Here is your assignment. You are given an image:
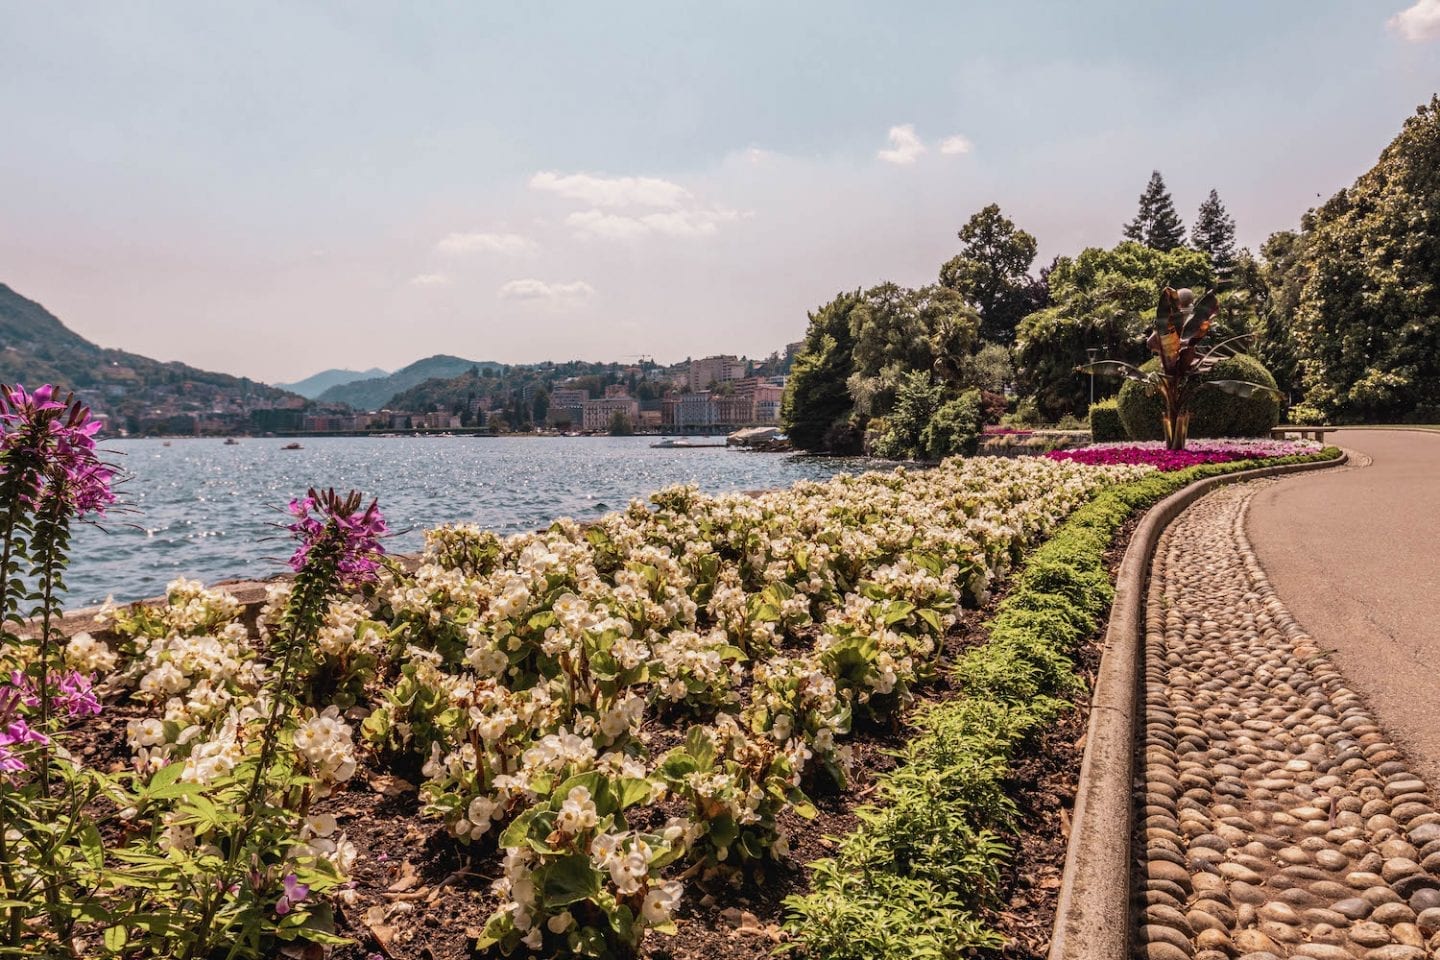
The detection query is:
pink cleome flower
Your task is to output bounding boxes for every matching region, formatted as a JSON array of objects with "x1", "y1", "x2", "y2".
[{"x1": 287, "y1": 489, "x2": 388, "y2": 588}]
